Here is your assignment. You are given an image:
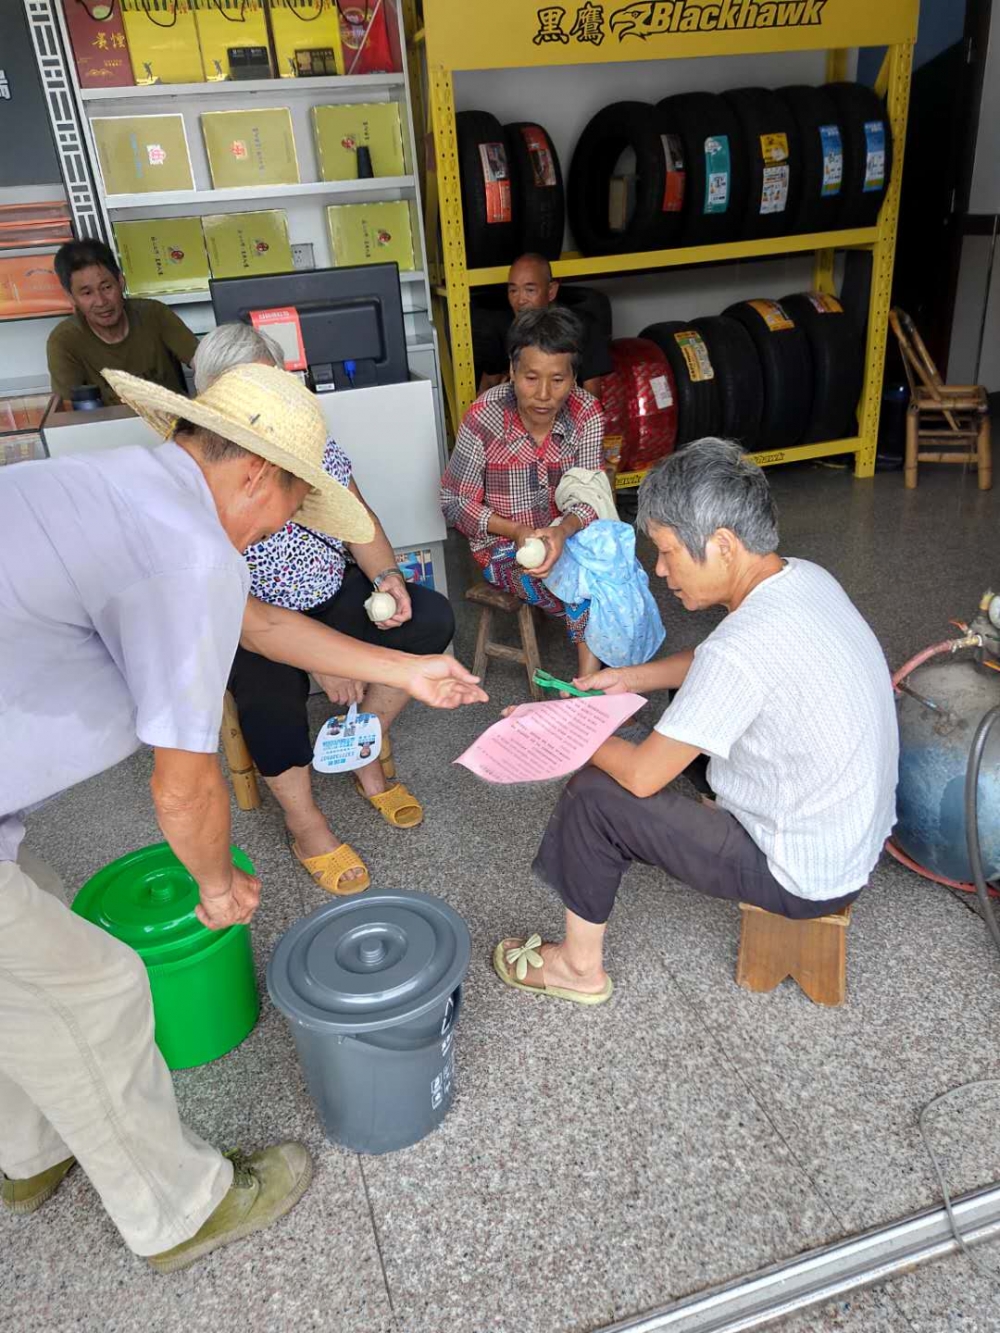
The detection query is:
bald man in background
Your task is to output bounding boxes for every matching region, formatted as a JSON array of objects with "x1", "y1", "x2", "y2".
[{"x1": 472, "y1": 253, "x2": 612, "y2": 397}]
